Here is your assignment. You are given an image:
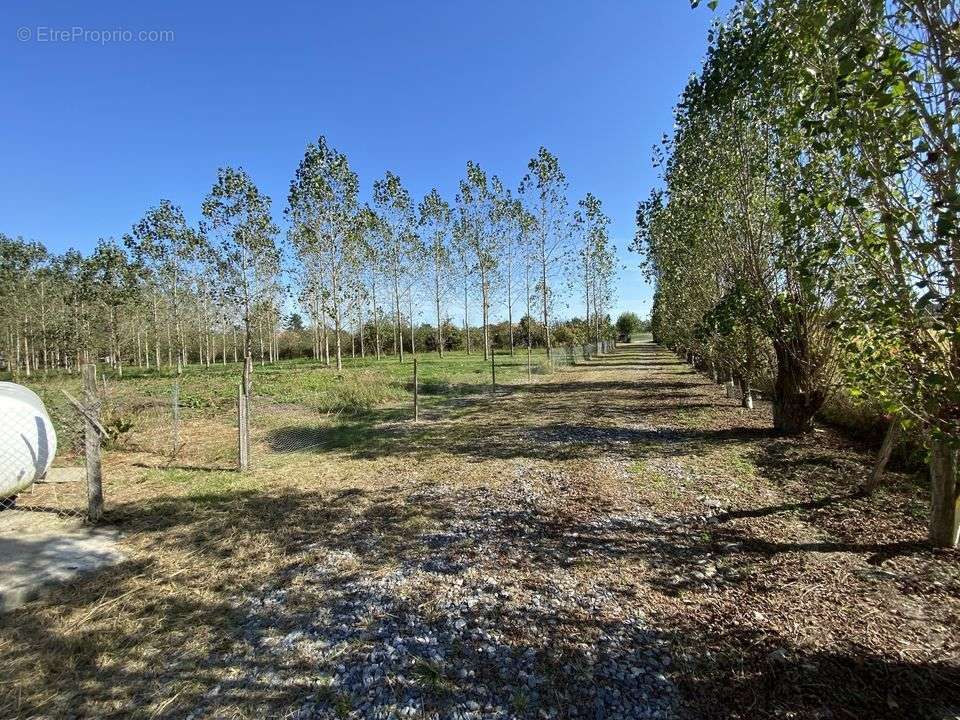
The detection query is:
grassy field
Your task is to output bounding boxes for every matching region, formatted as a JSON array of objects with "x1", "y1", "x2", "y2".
[
  {"x1": 10, "y1": 348, "x2": 551, "y2": 411},
  {"x1": 9, "y1": 348, "x2": 553, "y2": 476}
]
